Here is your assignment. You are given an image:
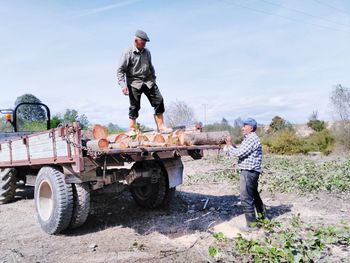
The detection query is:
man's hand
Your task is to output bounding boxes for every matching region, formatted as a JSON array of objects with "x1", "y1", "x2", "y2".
[
  {"x1": 225, "y1": 136, "x2": 232, "y2": 145},
  {"x1": 122, "y1": 86, "x2": 129, "y2": 96}
]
